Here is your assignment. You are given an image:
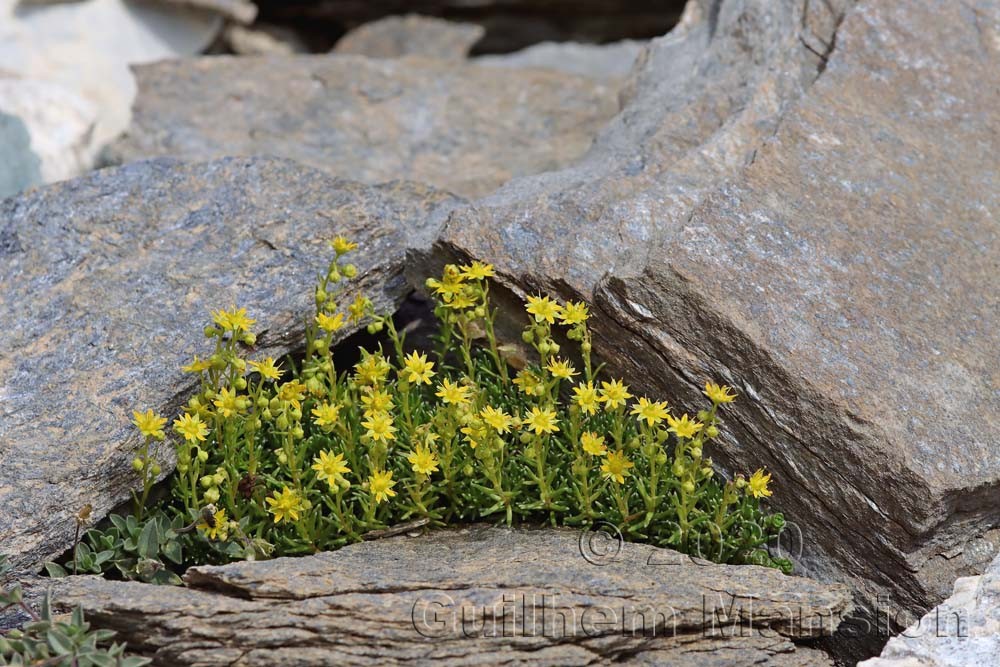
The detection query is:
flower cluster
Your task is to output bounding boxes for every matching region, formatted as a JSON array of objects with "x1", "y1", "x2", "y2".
[{"x1": 126, "y1": 243, "x2": 786, "y2": 570}]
